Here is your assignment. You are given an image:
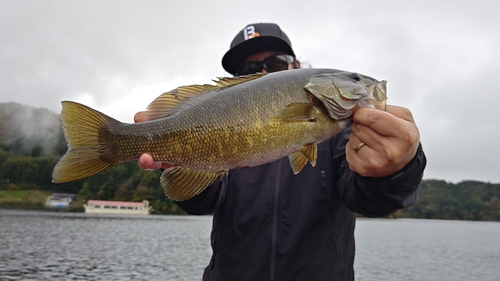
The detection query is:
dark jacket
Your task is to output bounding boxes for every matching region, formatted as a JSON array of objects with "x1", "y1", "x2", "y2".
[{"x1": 176, "y1": 127, "x2": 426, "y2": 281}]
